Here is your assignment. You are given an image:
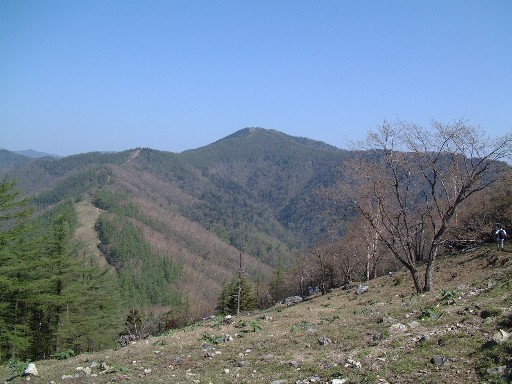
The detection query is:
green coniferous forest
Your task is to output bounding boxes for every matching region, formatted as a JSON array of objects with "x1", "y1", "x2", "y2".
[
  {"x1": 94, "y1": 193, "x2": 183, "y2": 308},
  {"x1": 0, "y1": 180, "x2": 125, "y2": 361},
  {"x1": 0, "y1": 178, "x2": 187, "y2": 362}
]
